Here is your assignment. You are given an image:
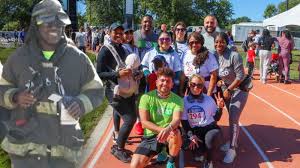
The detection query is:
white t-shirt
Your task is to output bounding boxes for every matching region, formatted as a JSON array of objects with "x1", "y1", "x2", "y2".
[
  {"x1": 182, "y1": 94, "x2": 217, "y2": 127},
  {"x1": 142, "y1": 48, "x2": 182, "y2": 73},
  {"x1": 172, "y1": 42, "x2": 189, "y2": 63},
  {"x1": 182, "y1": 50, "x2": 218, "y2": 90}
]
